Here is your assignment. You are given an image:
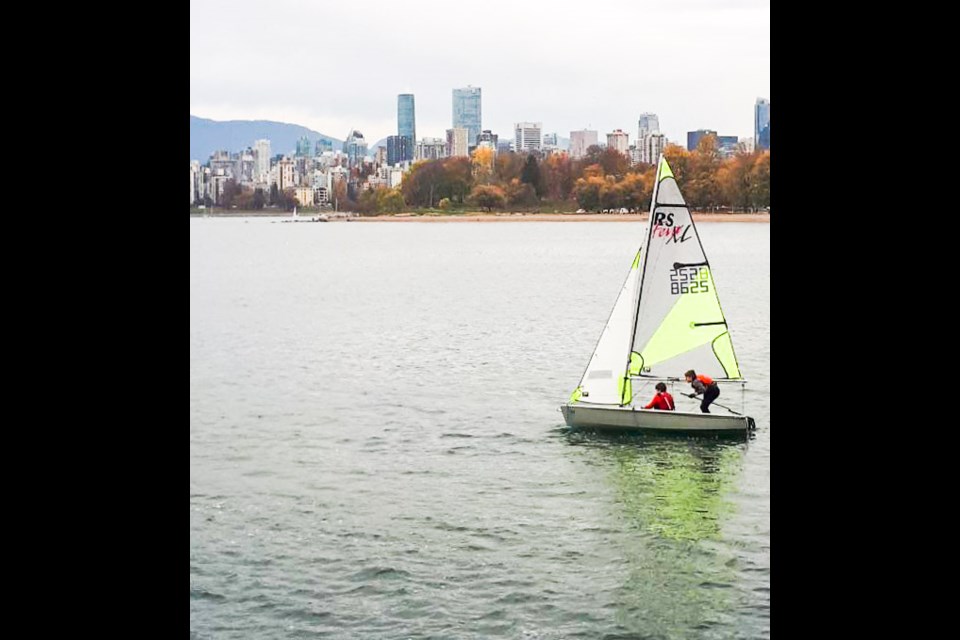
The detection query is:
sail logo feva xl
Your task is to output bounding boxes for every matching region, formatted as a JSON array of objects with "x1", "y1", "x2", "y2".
[{"x1": 651, "y1": 211, "x2": 693, "y2": 243}]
